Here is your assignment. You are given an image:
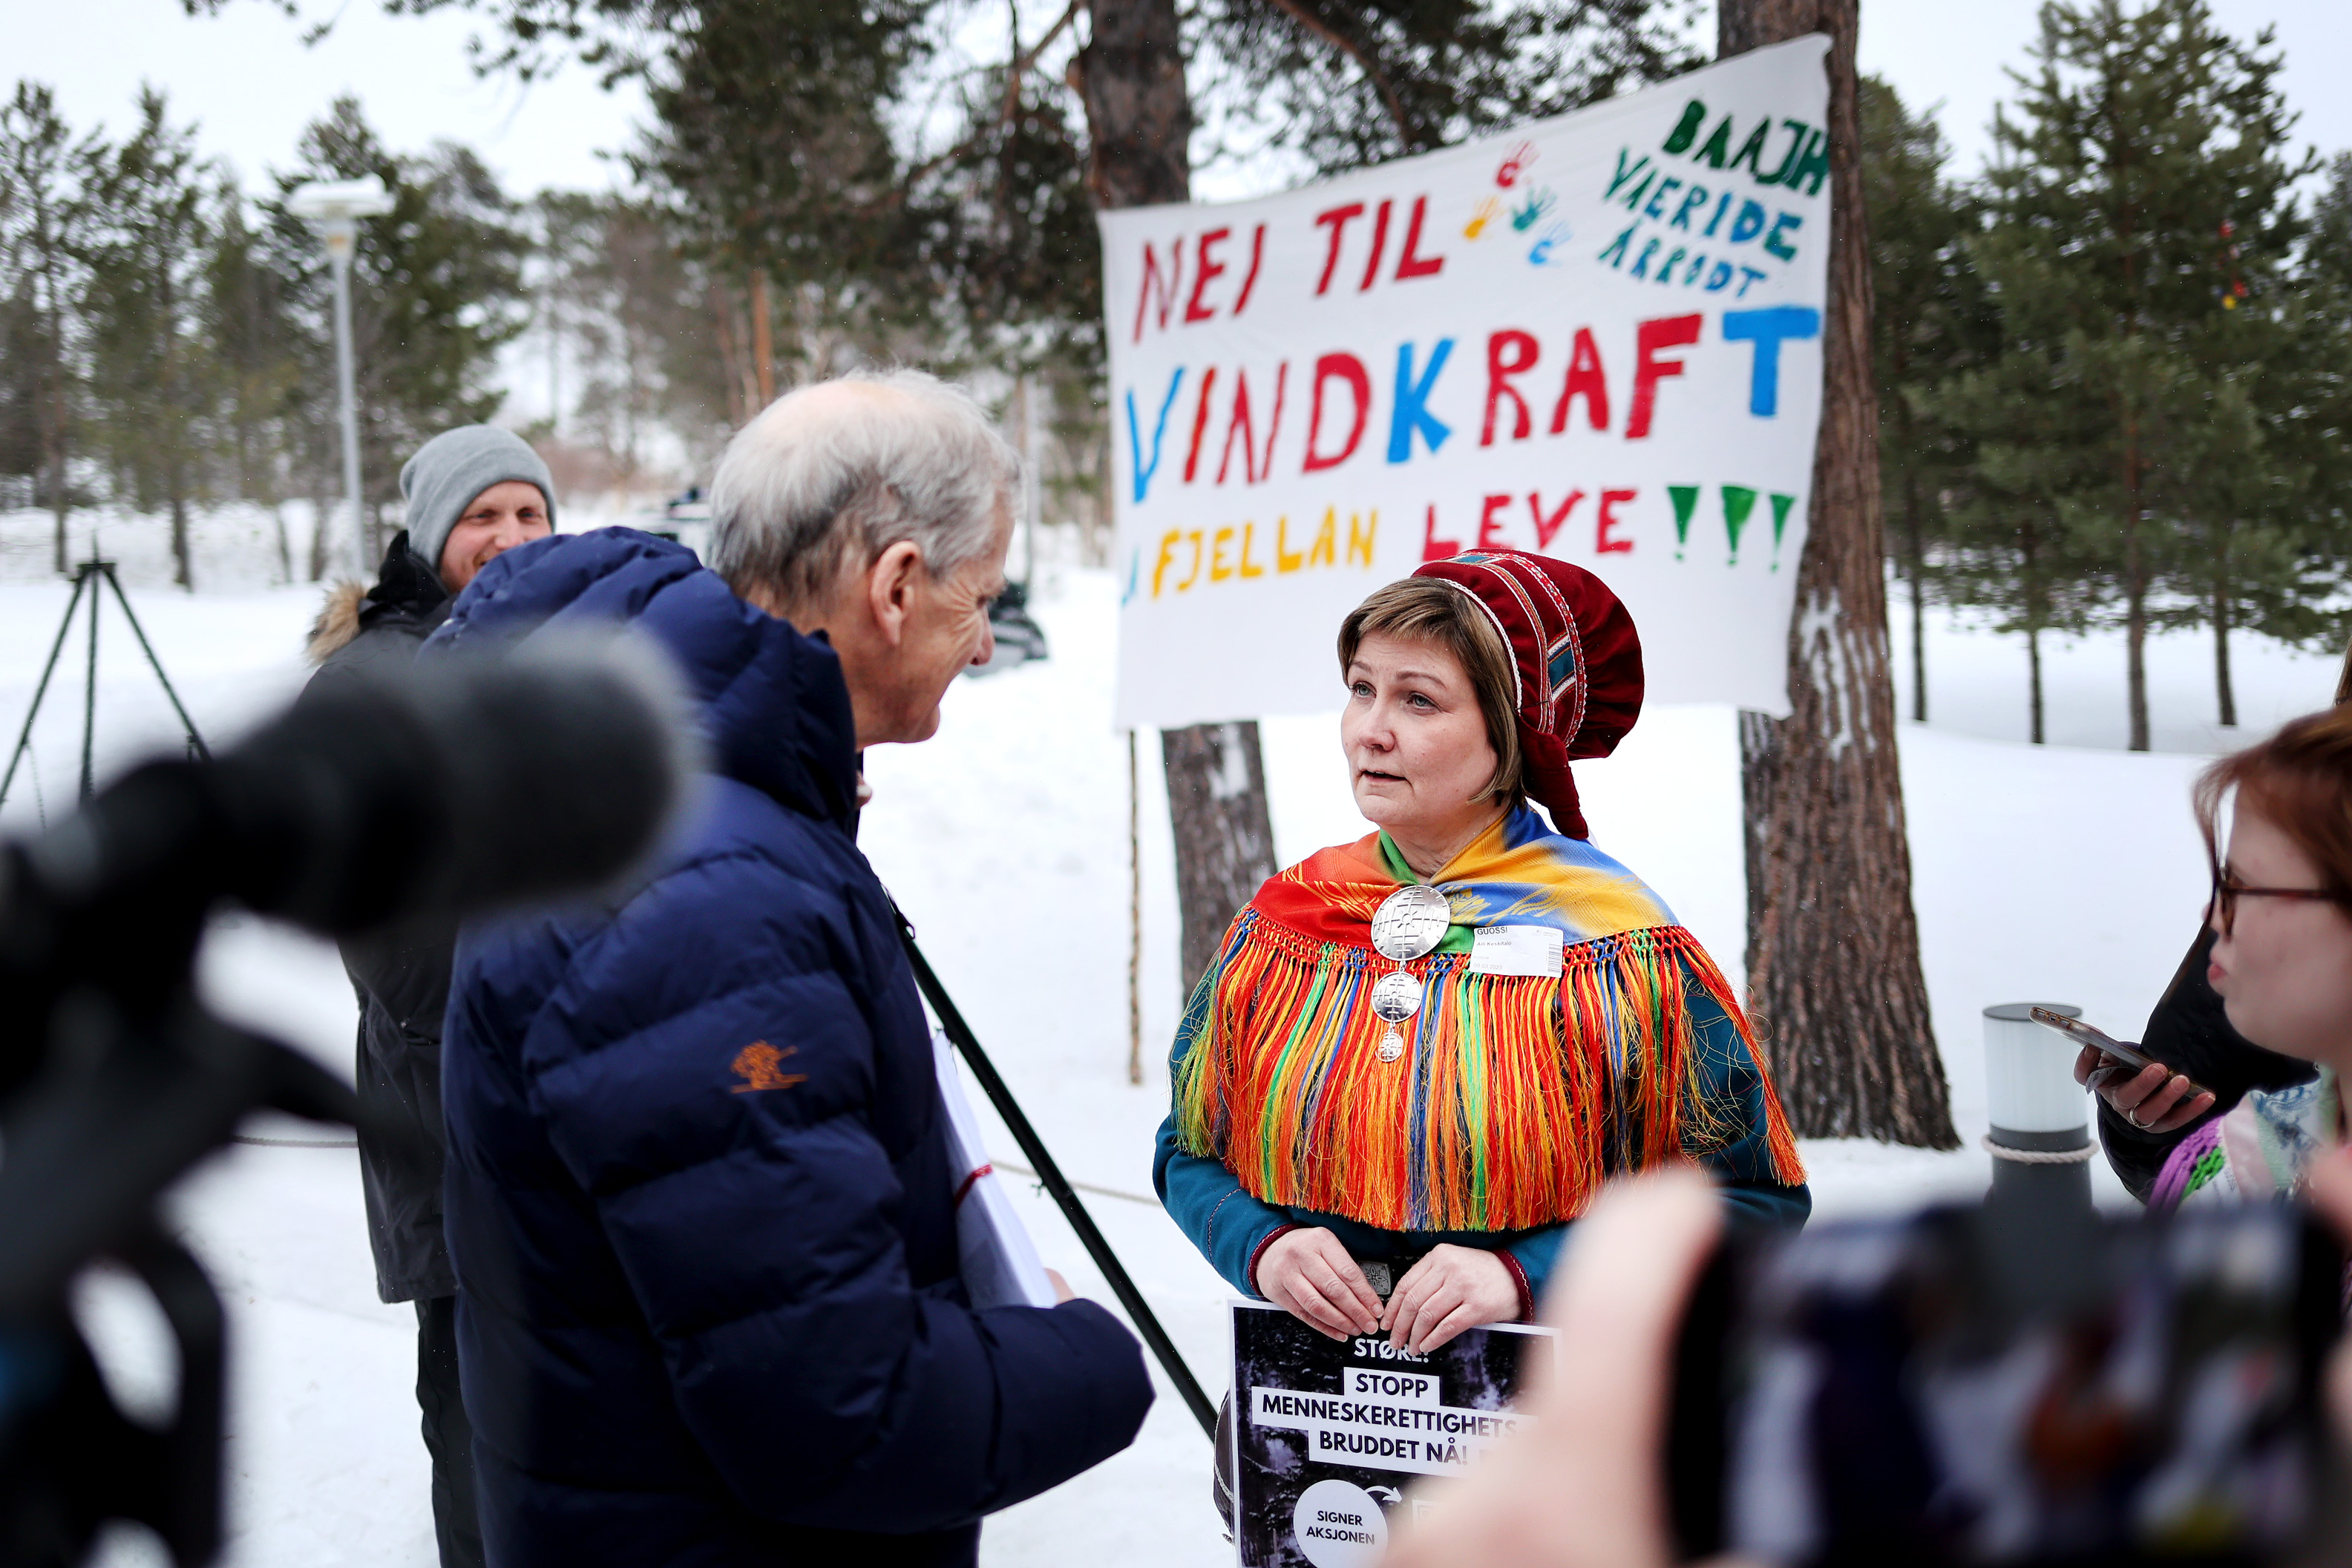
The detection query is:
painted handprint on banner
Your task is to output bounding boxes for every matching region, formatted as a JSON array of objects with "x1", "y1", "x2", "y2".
[
  {"x1": 1494, "y1": 141, "x2": 1537, "y2": 188},
  {"x1": 1510, "y1": 187, "x2": 1556, "y2": 232},
  {"x1": 1527, "y1": 223, "x2": 1573, "y2": 266},
  {"x1": 1464, "y1": 196, "x2": 1501, "y2": 240}
]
